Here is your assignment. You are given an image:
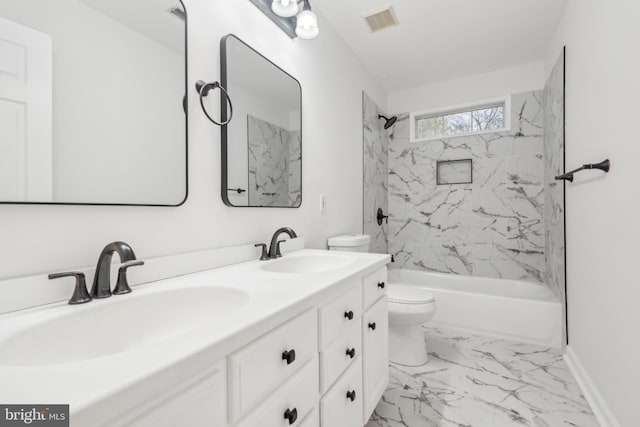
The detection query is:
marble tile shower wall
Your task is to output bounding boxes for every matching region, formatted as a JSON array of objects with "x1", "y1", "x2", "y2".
[
  {"x1": 248, "y1": 115, "x2": 300, "y2": 207},
  {"x1": 388, "y1": 91, "x2": 546, "y2": 283},
  {"x1": 363, "y1": 93, "x2": 389, "y2": 253},
  {"x1": 543, "y1": 52, "x2": 566, "y2": 333}
]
